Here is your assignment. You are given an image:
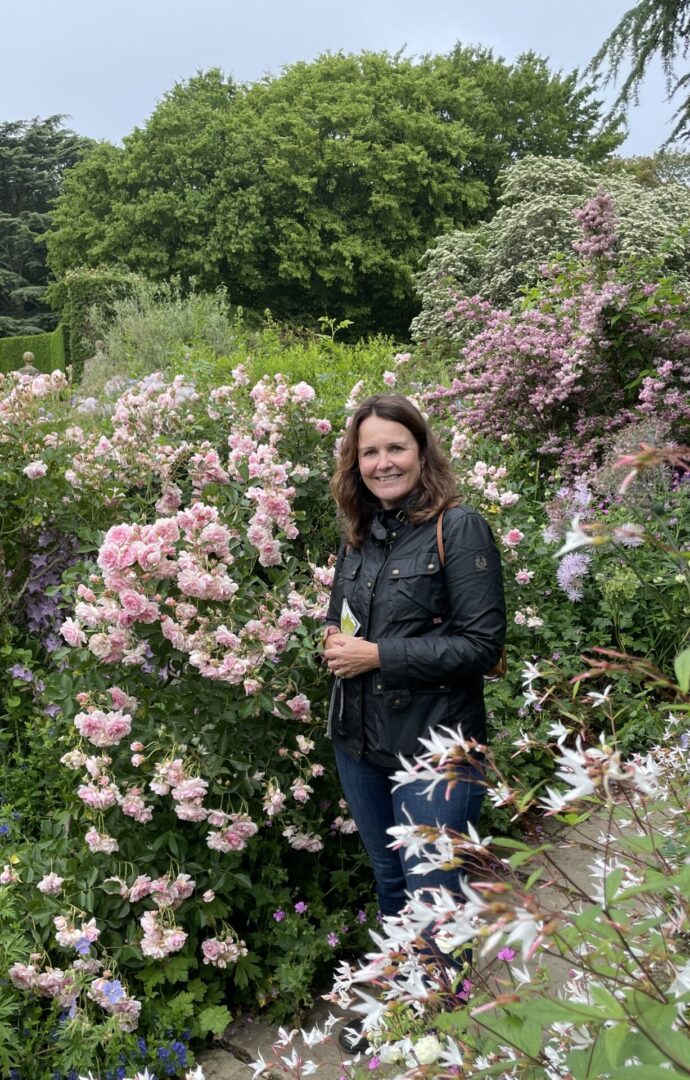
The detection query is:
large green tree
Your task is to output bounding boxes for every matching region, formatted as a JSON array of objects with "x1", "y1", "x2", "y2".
[
  {"x1": 590, "y1": 0, "x2": 690, "y2": 143},
  {"x1": 46, "y1": 51, "x2": 623, "y2": 336},
  {"x1": 0, "y1": 116, "x2": 91, "y2": 335}
]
